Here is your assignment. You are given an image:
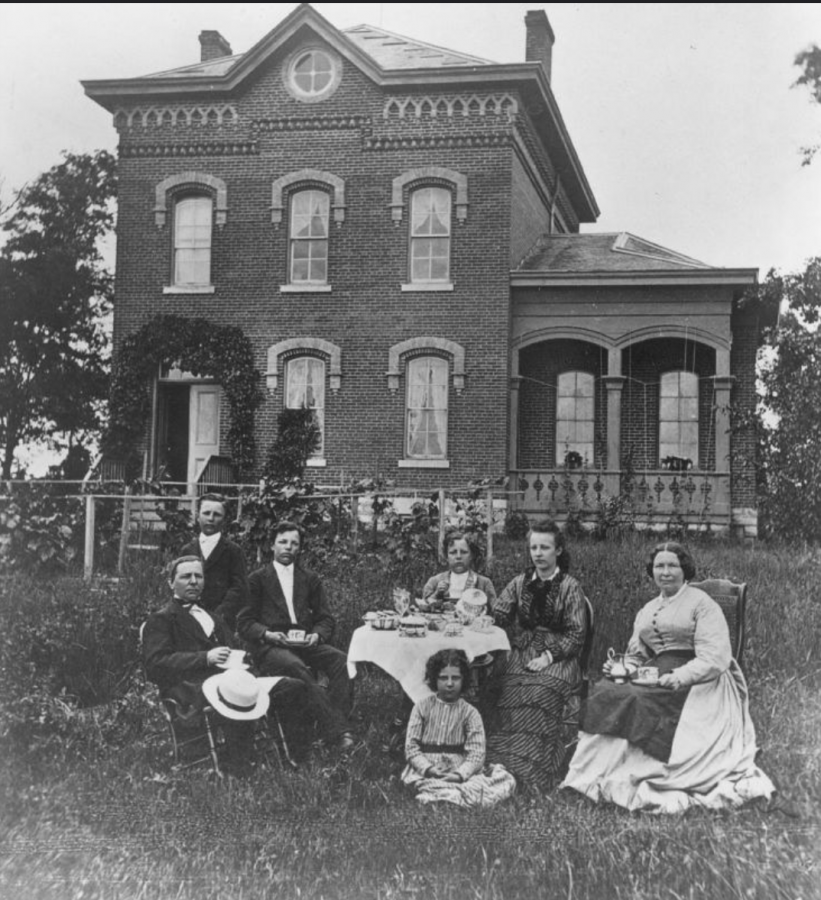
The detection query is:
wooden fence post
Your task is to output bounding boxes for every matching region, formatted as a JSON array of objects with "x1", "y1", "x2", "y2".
[
  {"x1": 438, "y1": 488, "x2": 446, "y2": 552},
  {"x1": 117, "y1": 488, "x2": 132, "y2": 575},
  {"x1": 351, "y1": 495, "x2": 359, "y2": 553},
  {"x1": 83, "y1": 494, "x2": 96, "y2": 581},
  {"x1": 486, "y1": 488, "x2": 494, "y2": 562}
]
